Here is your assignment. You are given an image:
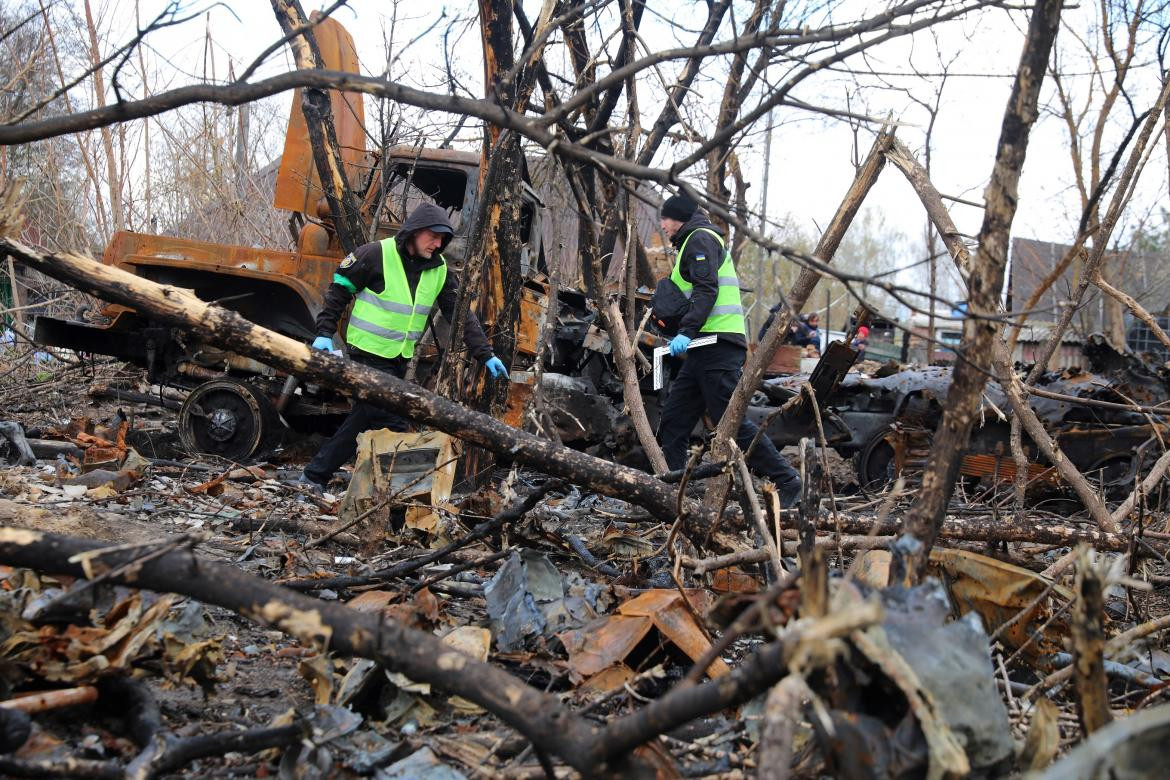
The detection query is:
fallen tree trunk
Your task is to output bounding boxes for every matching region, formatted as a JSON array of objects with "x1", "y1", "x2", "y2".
[
  {"x1": 0, "y1": 224, "x2": 700, "y2": 528},
  {"x1": 0, "y1": 525, "x2": 874, "y2": 775},
  {"x1": 682, "y1": 510, "x2": 1146, "y2": 572}
]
